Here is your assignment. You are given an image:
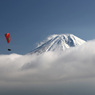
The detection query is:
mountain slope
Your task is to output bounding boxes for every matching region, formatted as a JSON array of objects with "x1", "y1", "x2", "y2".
[{"x1": 31, "y1": 34, "x2": 85, "y2": 54}]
